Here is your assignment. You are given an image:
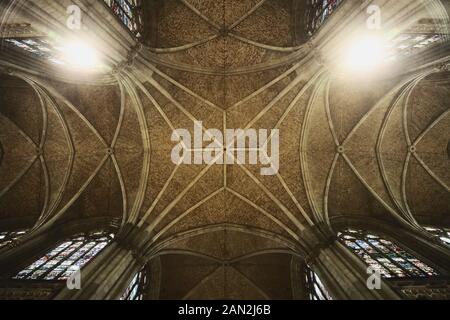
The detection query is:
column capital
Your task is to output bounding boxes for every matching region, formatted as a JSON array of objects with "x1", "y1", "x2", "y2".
[
  {"x1": 116, "y1": 223, "x2": 154, "y2": 260},
  {"x1": 299, "y1": 223, "x2": 339, "y2": 266}
]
